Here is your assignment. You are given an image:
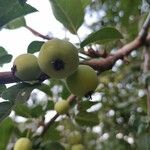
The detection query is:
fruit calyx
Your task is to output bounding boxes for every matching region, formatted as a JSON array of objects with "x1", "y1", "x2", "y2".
[{"x1": 51, "y1": 58, "x2": 65, "y2": 71}]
